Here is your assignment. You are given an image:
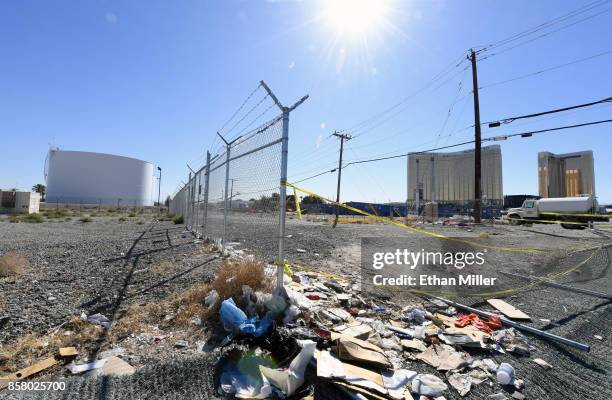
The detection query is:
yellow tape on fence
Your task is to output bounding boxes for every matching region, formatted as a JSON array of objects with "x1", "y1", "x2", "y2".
[
  {"x1": 293, "y1": 187, "x2": 302, "y2": 221},
  {"x1": 285, "y1": 182, "x2": 545, "y2": 254}
]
